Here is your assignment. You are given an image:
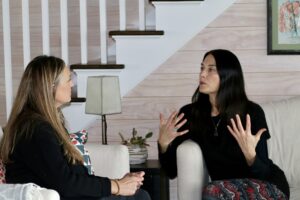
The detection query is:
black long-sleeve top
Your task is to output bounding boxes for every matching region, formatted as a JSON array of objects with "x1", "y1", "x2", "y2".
[
  {"x1": 159, "y1": 101, "x2": 290, "y2": 198},
  {"x1": 5, "y1": 121, "x2": 111, "y2": 200}
]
